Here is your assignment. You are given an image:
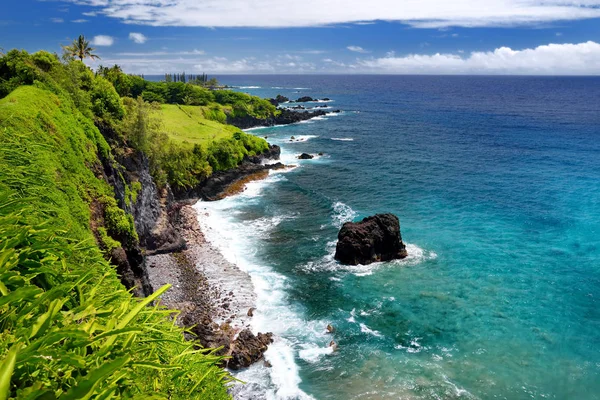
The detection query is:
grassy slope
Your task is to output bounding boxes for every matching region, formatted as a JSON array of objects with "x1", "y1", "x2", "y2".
[
  {"x1": 159, "y1": 104, "x2": 239, "y2": 147},
  {"x1": 0, "y1": 86, "x2": 230, "y2": 399}
]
